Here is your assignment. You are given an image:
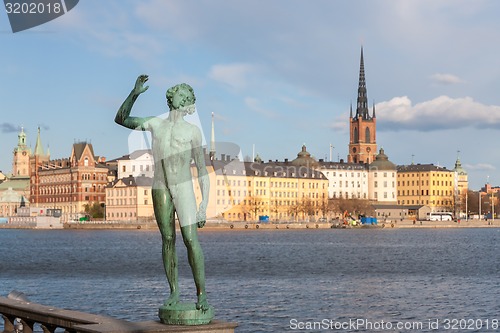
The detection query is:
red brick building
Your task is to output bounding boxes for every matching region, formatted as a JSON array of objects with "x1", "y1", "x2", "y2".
[{"x1": 30, "y1": 142, "x2": 108, "y2": 221}]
